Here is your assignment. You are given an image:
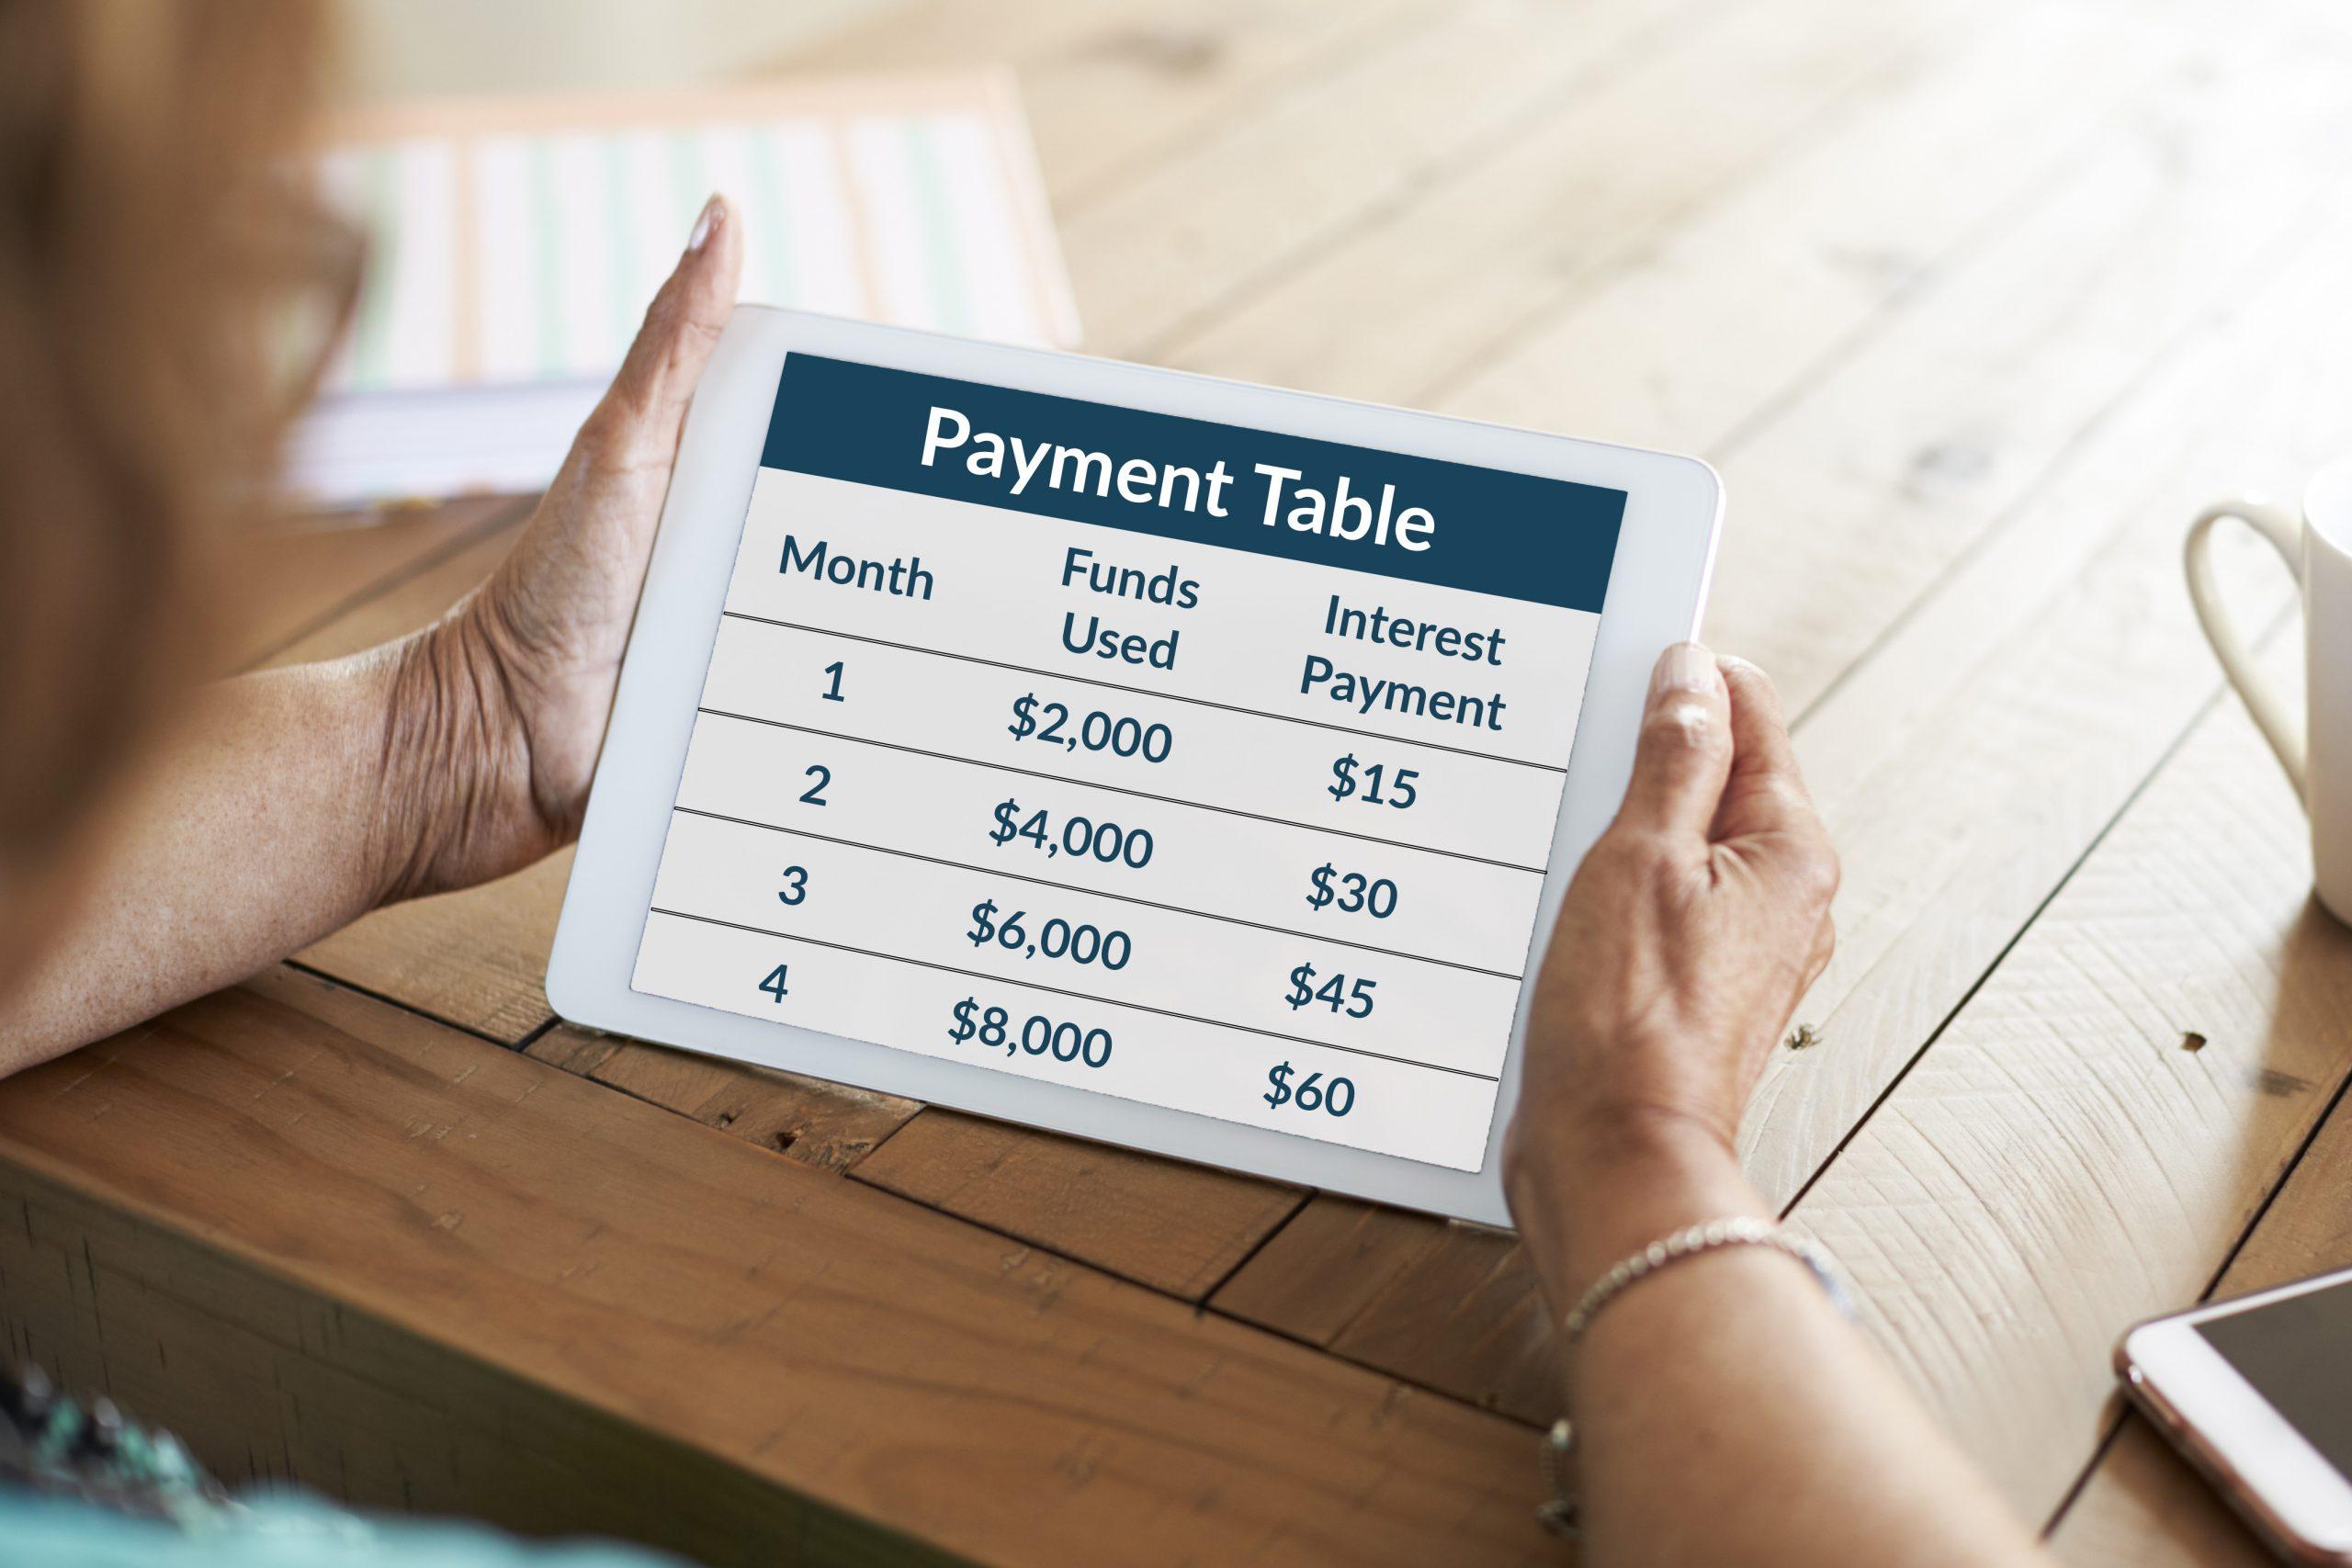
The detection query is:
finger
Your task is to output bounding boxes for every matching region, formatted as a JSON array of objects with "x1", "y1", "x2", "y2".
[
  {"x1": 1614, "y1": 642, "x2": 1734, "y2": 841},
  {"x1": 1712, "y1": 656, "x2": 1819, "y2": 843},
  {"x1": 584, "y1": 193, "x2": 744, "y2": 467}
]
